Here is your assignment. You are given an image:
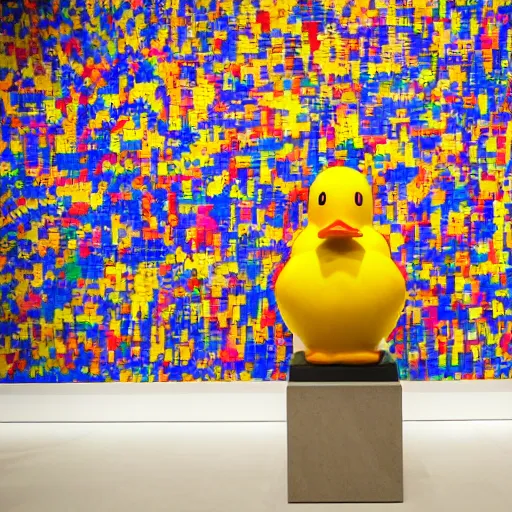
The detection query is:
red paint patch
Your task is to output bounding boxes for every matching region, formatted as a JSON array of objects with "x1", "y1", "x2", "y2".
[
  {"x1": 287, "y1": 187, "x2": 308, "y2": 202},
  {"x1": 382, "y1": 234, "x2": 408, "y2": 281},
  {"x1": 111, "y1": 119, "x2": 129, "y2": 134},
  {"x1": 220, "y1": 348, "x2": 239, "y2": 363},
  {"x1": 107, "y1": 333, "x2": 121, "y2": 351},
  {"x1": 481, "y1": 36, "x2": 493, "y2": 49},
  {"x1": 302, "y1": 21, "x2": 320, "y2": 53},
  {"x1": 79, "y1": 243, "x2": 91, "y2": 258},
  {"x1": 256, "y1": 10, "x2": 271, "y2": 33},
  {"x1": 69, "y1": 202, "x2": 90, "y2": 216}
]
